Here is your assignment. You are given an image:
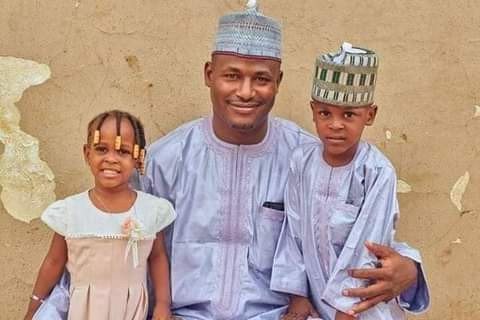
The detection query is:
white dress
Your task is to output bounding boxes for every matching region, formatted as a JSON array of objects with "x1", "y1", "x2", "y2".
[{"x1": 40, "y1": 190, "x2": 176, "y2": 320}]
